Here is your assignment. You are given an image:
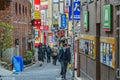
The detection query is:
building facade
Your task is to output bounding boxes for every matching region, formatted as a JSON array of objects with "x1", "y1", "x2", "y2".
[
  {"x1": 77, "y1": 0, "x2": 120, "y2": 80},
  {"x1": 0, "y1": 0, "x2": 32, "y2": 61}
]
